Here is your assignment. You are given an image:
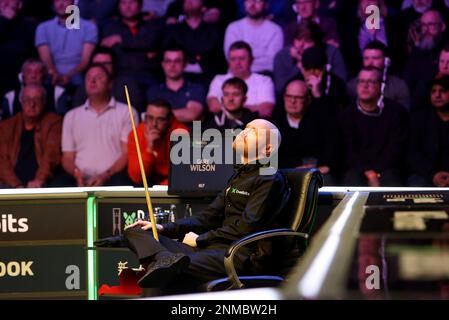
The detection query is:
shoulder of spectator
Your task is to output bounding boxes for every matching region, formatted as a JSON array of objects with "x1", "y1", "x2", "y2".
[{"x1": 256, "y1": 73, "x2": 275, "y2": 87}]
